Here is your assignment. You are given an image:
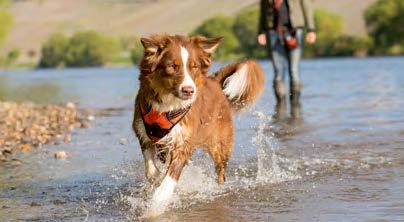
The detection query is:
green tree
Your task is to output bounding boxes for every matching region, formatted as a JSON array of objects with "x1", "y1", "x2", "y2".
[
  {"x1": 304, "y1": 9, "x2": 344, "y2": 57},
  {"x1": 130, "y1": 36, "x2": 143, "y2": 66},
  {"x1": 331, "y1": 35, "x2": 373, "y2": 57},
  {"x1": 233, "y1": 5, "x2": 266, "y2": 59},
  {"x1": 120, "y1": 35, "x2": 138, "y2": 51},
  {"x1": 27, "y1": 49, "x2": 37, "y2": 59},
  {"x1": 6, "y1": 48, "x2": 20, "y2": 64},
  {"x1": 365, "y1": 0, "x2": 404, "y2": 54},
  {"x1": 65, "y1": 31, "x2": 120, "y2": 67},
  {"x1": 38, "y1": 33, "x2": 69, "y2": 68},
  {"x1": 0, "y1": 0, "x2": 12, "y2": 46},
  {"x1": 39, "y1": 31, "x2": 121, "y2": 68},
  {"x1": 192, "y1": 15, "x2": 240, "y2": 60}
]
